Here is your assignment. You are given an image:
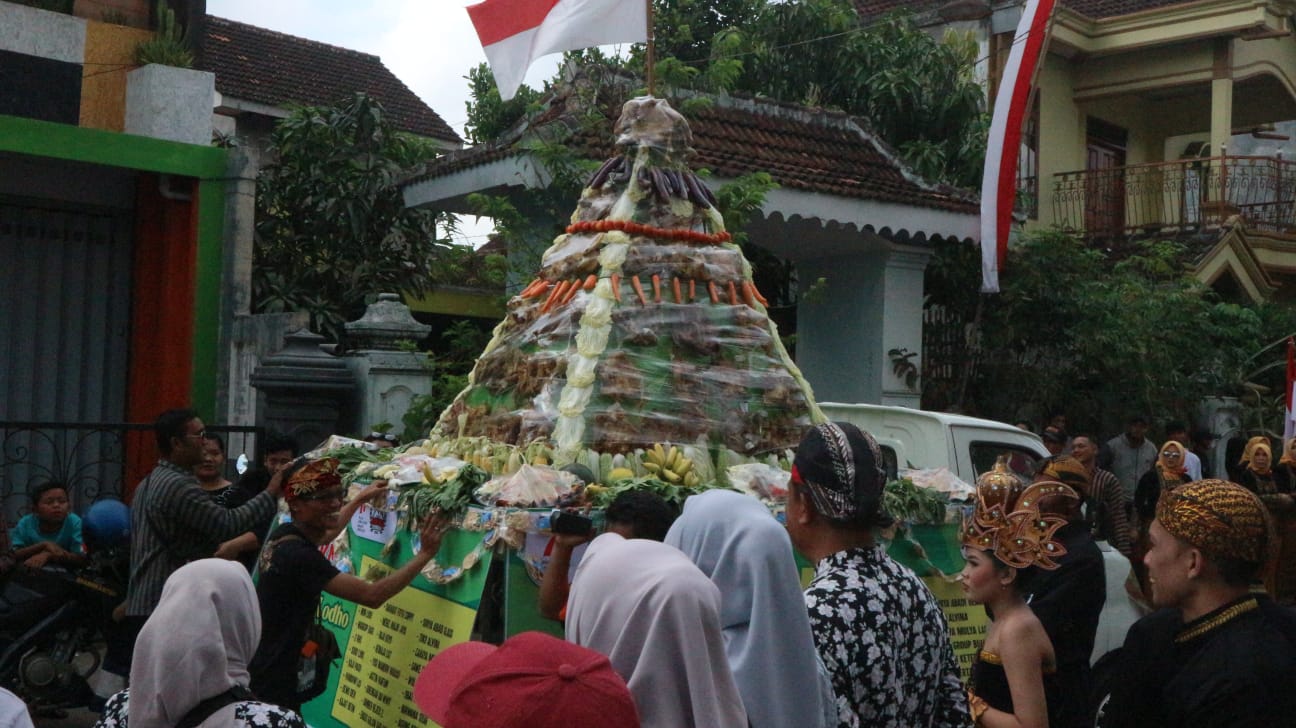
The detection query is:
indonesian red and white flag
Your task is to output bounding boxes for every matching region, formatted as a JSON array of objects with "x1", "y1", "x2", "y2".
[
  {"x1": 979, "y1": 0, "x2": 1058, "y2": 293},
  {"x1": 466, "y1": 0, "x2": 649, "y2": 101},
  {"x1": 1284, "y1": 337, "x2": 1296, "y2": 443}
]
